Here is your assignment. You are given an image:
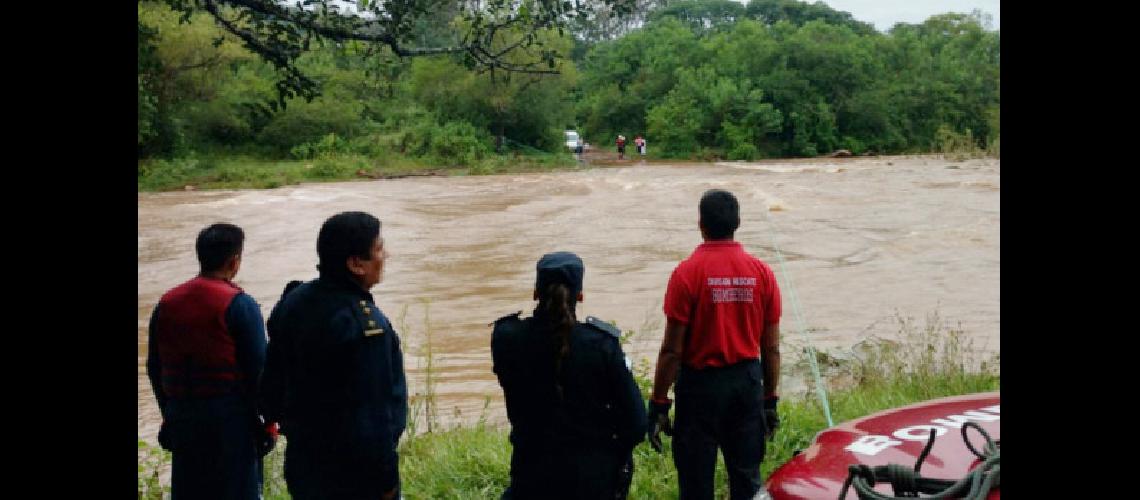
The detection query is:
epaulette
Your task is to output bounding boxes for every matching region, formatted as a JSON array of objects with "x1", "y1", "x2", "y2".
[
  {"x1": 583, "y1": 316, "x2": 621, "y2": 339},
  {"x1": 356, "y1": 299, "x2": 385, "y2": 337},
  {"x1": 489, "y1": 311, "x2": 523, "y2": 328}
]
